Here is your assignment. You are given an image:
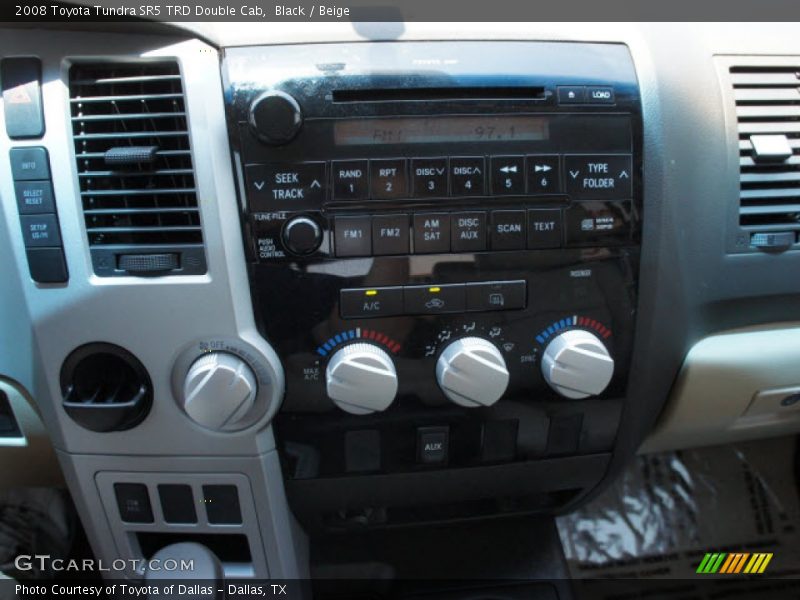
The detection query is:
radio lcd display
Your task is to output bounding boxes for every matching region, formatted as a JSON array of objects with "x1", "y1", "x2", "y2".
[{"x1": 334, "y1": 115, "x2": 549, "y2": 146}]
